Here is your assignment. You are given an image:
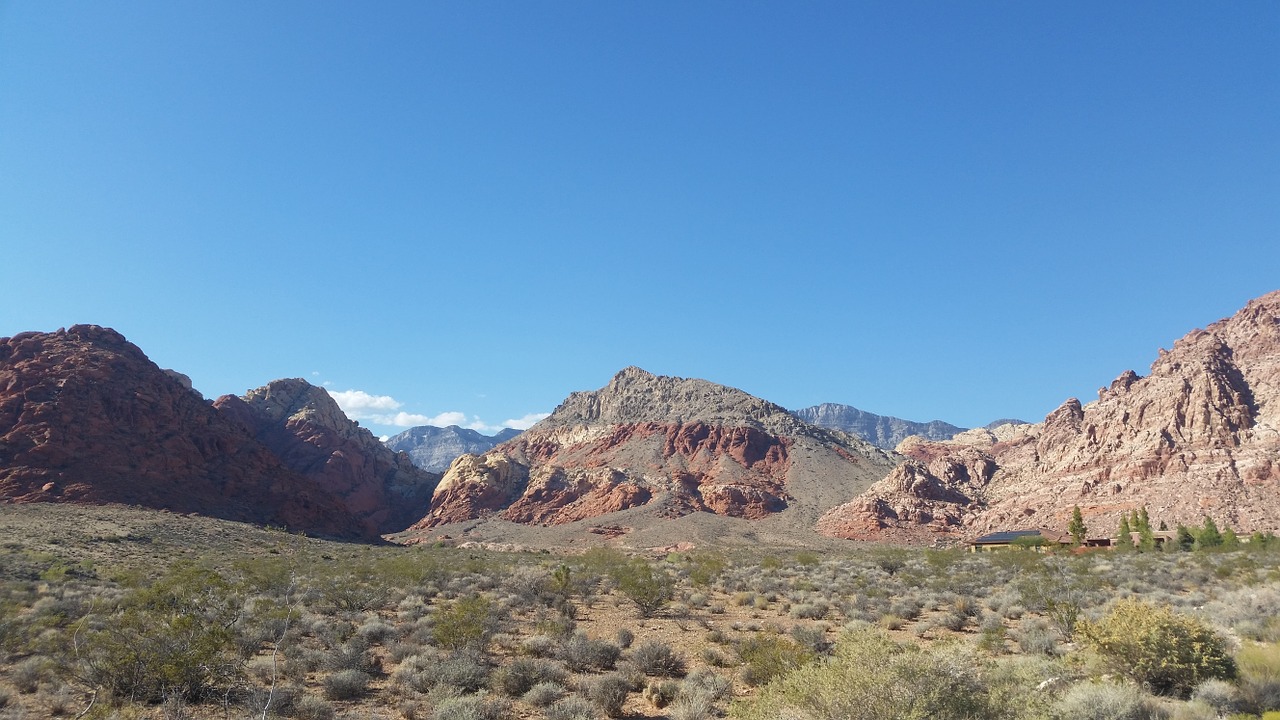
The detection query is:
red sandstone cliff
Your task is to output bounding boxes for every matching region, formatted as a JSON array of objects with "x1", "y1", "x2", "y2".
[
  {"x1": 0, "y1": 326, "x2": 365, "y2": 538},
  {"x1": 818, "y1": 290, "x2": 1280, "y2": 542}
]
